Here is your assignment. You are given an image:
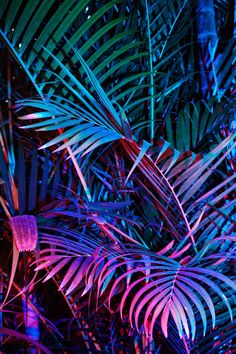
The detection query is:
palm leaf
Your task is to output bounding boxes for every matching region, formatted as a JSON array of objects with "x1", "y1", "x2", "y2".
[
  {"x1": 165, "y1": 97, "x2": 236, "y2": 151},
  {"x1": 95, "y1": 248, "x2": 236, "y2": 340},
  {"x1": 120, "y1": 133, "x2": 236, "y2": 243},
  {"x1": 0, "y1": 0, "x2": 144, "y2": 106}
]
